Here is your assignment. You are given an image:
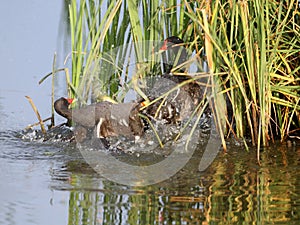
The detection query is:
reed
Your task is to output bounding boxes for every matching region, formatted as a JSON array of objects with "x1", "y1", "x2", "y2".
[
  {"x1": 185, "y1": 0, "x2": 300, "y2": 152},
  {"x1": 65, "y1": 0, "x2": 299, "y2": 149},
  {"x1": 68, "y1": 0, "x2": 195, "y2": 102}
]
